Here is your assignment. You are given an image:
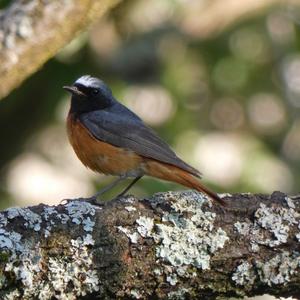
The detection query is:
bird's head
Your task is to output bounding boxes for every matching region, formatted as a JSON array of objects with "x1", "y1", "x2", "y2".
[{"x1": 64, "y1": 75, "x2": 114, "y2": 113}]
